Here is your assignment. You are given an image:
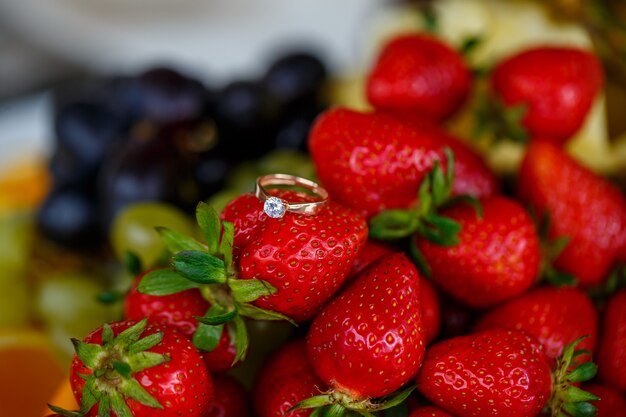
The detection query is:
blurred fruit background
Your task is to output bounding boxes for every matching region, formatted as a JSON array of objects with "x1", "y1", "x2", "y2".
[{"x1": 0, "y1": 1, "x2": 625, "y2": 416}]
